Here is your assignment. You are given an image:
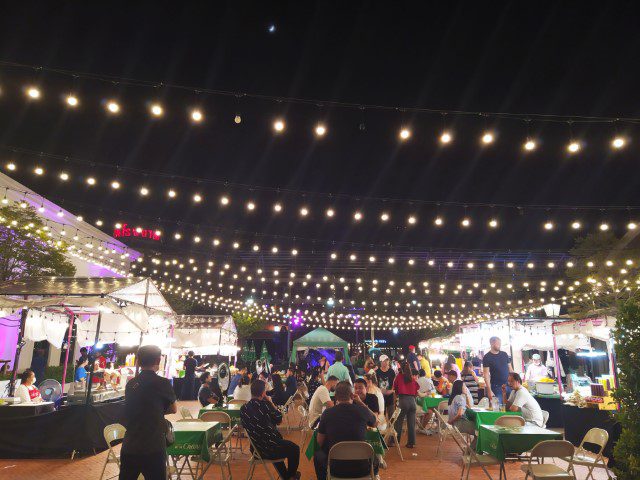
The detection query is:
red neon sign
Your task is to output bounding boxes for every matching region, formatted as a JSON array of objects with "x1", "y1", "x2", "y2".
[{"x1": 113, "y1": 224, "x2": 160, "y2": 241}]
